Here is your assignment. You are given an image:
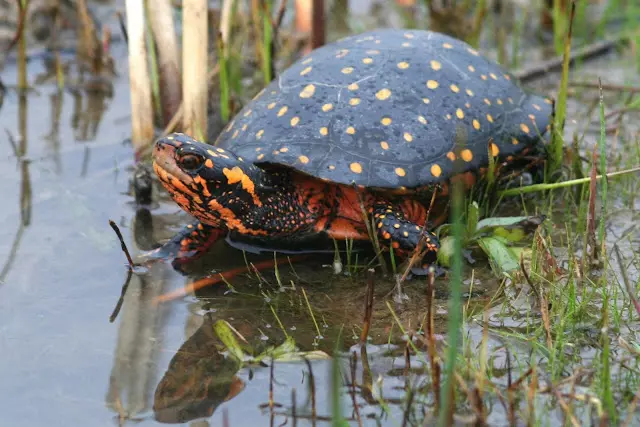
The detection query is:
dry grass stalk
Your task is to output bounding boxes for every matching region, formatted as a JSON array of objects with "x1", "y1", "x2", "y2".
[
  {"x1": 220, "y1": 0, "x2": 235, "y2": 49},
  {"x1": 359, "y1": 270, "x2": 375, "y2": 344},
  {"x1": 182, "y1": 0, "x2": 209, "y2": 139},
  {"x1": 311, "y1": 0, "x2": 325, "y2": 49},
  {"x1": 126, "y1": 0, "x2": 155, "y2": 150},
  {"x1": 148, "y1": 0, "x2": 182, "y2": 124},
  {"x1": 295, "y1": 0, "x2": 312, "y2": 53}
]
